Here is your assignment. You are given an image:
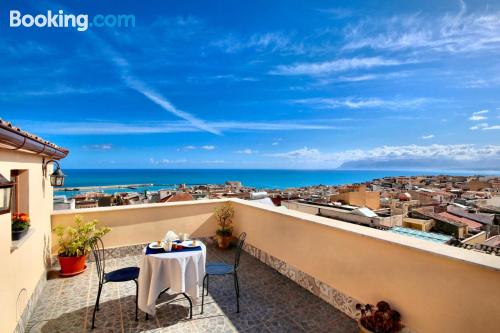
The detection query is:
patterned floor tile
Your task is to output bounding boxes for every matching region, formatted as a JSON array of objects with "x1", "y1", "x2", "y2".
[{"x1": 26, "y1": 243, "x2": 356, "y2": 333}]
